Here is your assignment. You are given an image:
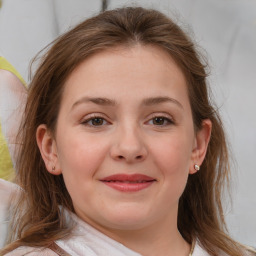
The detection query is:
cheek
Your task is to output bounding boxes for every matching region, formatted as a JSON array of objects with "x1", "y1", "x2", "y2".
[
  {"x1": 56, "y1": 133, "x2": 110, "y2": 207},
  {"x1": 149, "y1": 133, "x2": 193, "y2": 195},
  {"x1": 152, "y1": 135, "x2": 192, "y2": 173},
  {"x1": 57, "y1": 132, "x2": 109, "y2": 177}
]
